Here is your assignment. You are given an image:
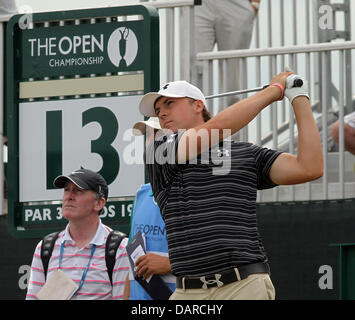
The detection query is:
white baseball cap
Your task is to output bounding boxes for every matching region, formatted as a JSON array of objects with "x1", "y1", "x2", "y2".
[
  {"x1": 139, "y1": 80, "x2": 207, "y2": 117},
  {"x1": 132, "y1": 117, "x2": 161, "y2": 136}
]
